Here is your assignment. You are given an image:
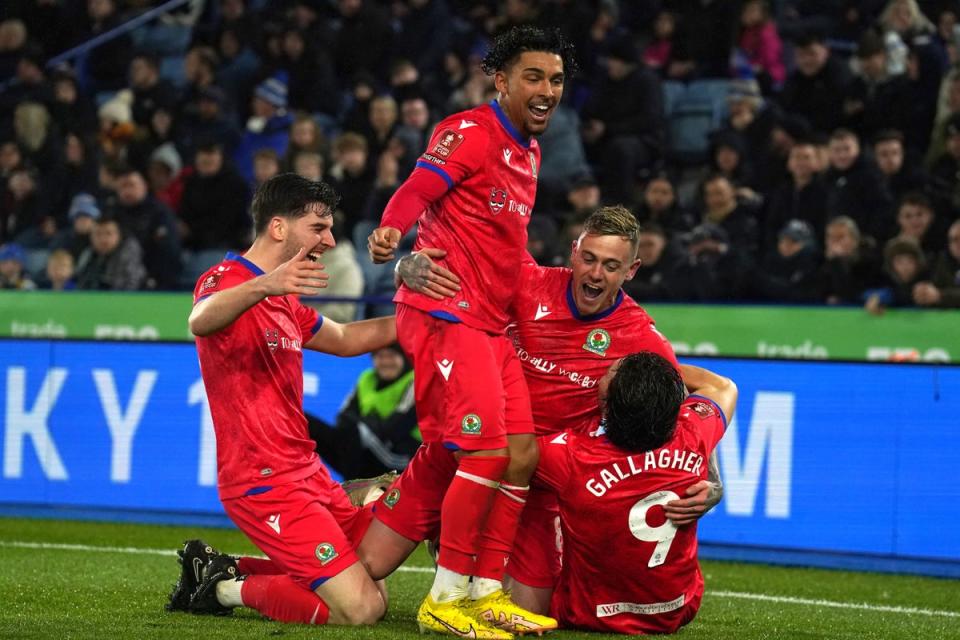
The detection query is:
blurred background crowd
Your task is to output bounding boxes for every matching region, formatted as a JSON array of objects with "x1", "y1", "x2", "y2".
[{"x1": 0, "y1": 0, "x2": 959, "y2": 317}]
